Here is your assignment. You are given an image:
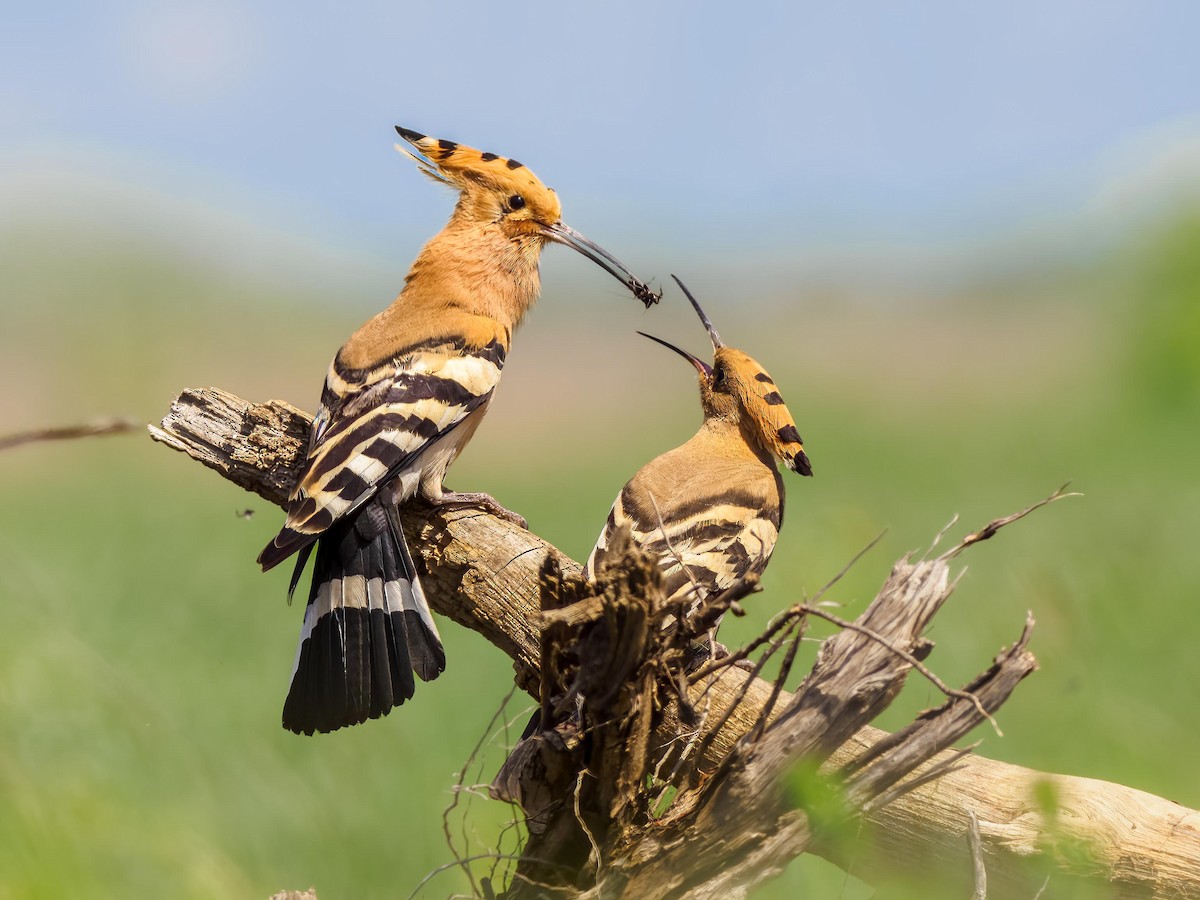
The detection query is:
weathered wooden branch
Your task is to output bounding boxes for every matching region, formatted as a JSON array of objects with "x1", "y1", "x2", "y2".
[
  {"x1": 494, "y1": 531, "x2": 1036, "y2": 899},
  {"x1": 151, "y1": 387, "x2": 1200, "y2": 899}
]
